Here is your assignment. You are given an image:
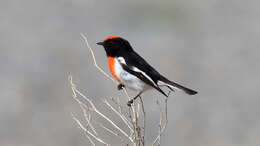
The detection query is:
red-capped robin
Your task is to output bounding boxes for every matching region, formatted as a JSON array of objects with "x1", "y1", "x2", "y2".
[{"x1": 97, "y1": 36, "x2": 197, "y2": 106}]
